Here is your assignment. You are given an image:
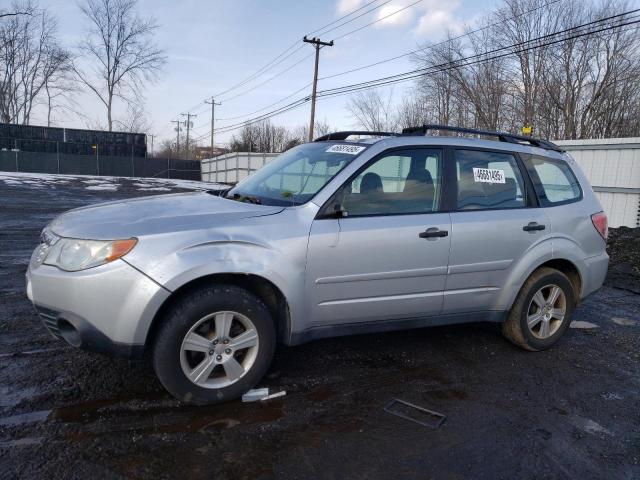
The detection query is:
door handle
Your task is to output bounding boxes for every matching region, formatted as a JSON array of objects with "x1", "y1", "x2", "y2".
[
  {"x1": 419, "y1": 227, "x2": 448, "y2": 239},
  {"x1": 523, "y1": 222, "x2": 546, "y2": 232}
]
